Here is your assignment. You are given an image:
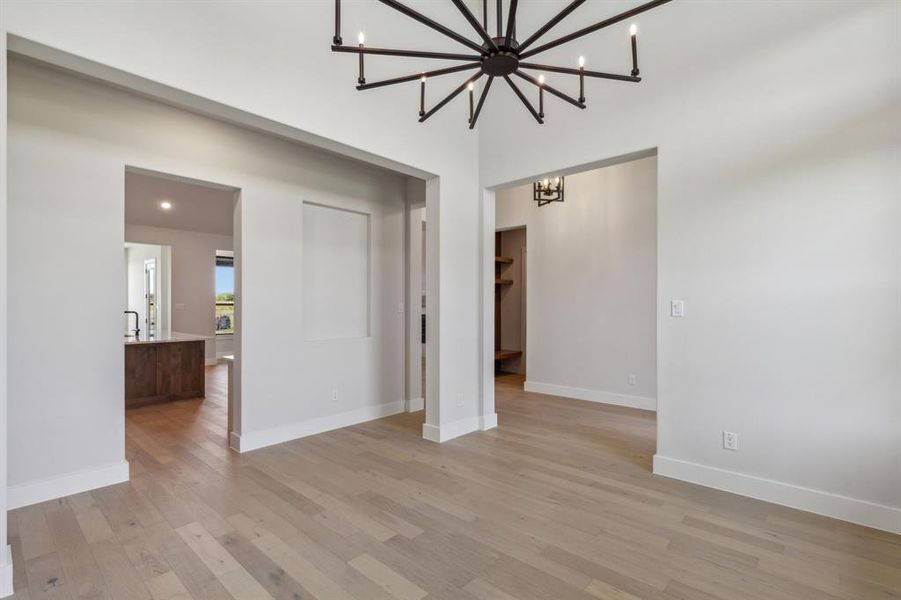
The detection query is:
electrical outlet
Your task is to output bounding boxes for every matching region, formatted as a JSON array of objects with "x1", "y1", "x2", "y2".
[
  {"x1": 397, "y1": 301, "x2": 405, "y2": 314},
  {"x1": 331, "y1": 389, "x2": 339, "y2": 403},
  {"x1": 671, "y1": 299, "x2": 685, "y2": 317},
  {"x1": 628, "y1": 374, "x2": 637, "y2": 386},
  {"x1": 723, "y1": 431, "x2": 738, "y2": 451}
]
